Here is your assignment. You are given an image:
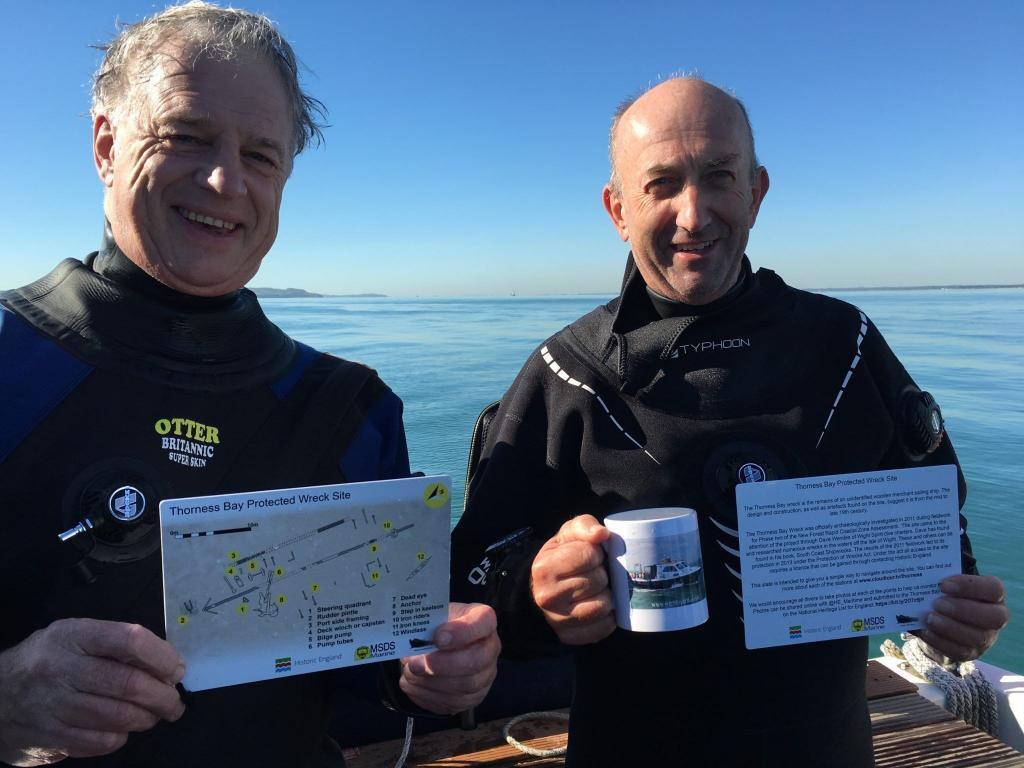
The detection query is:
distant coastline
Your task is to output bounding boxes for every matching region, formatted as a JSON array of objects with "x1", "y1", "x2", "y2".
[{"x1": 250, "y1": 287, "x2": 387, "y2": 298}]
